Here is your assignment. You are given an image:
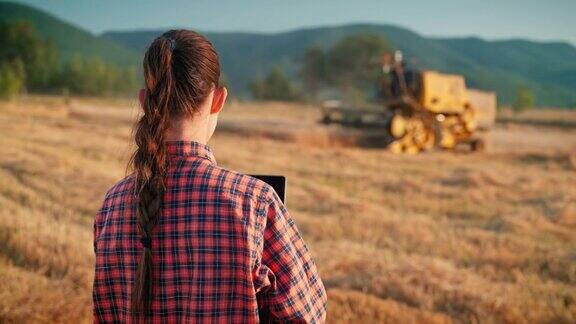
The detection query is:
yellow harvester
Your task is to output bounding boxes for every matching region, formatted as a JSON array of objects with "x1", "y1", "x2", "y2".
[{"x1": 322, "y1": 51, "x2": 496, "y2": 153}]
